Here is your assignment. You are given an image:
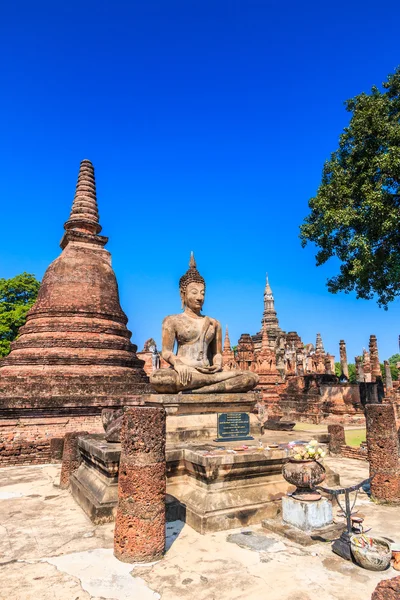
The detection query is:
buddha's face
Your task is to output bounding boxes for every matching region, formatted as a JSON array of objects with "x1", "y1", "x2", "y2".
[{"x1": 183, "y1": 282, "x2": 205, "y2": 313}]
